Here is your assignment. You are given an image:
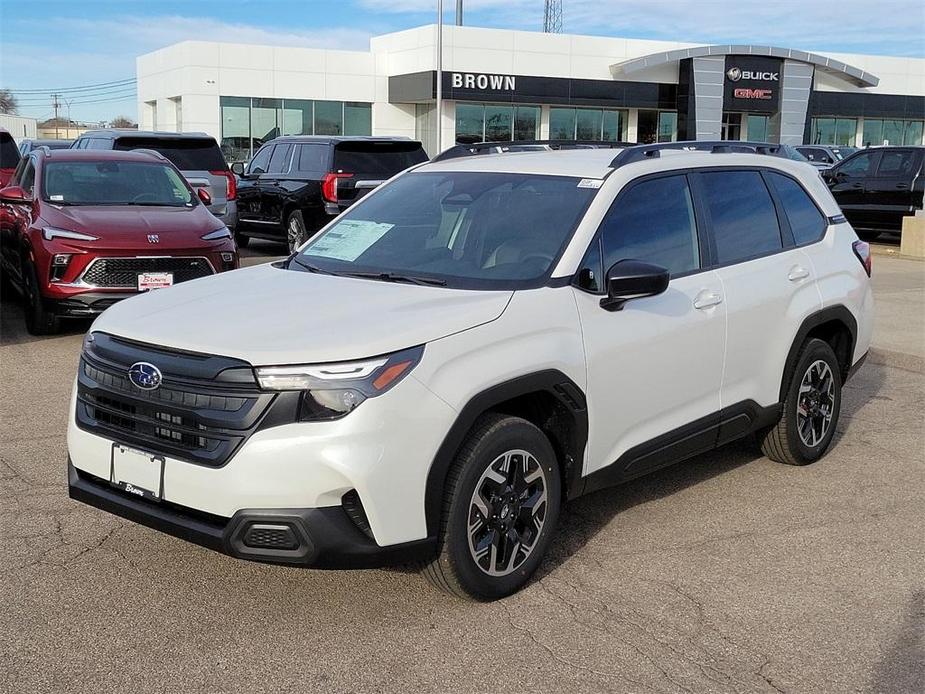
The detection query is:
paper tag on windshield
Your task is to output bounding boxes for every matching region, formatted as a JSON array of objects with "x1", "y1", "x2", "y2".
[
  {"x1": 306, "y1": 220, "x2": 394, "y2": 262},
  {"x1": 577, "y1": 179, "x2": 604, "y2": 189},
  {"x1": 50, "y1": 194, "x2": 64, "y2": 201}
]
